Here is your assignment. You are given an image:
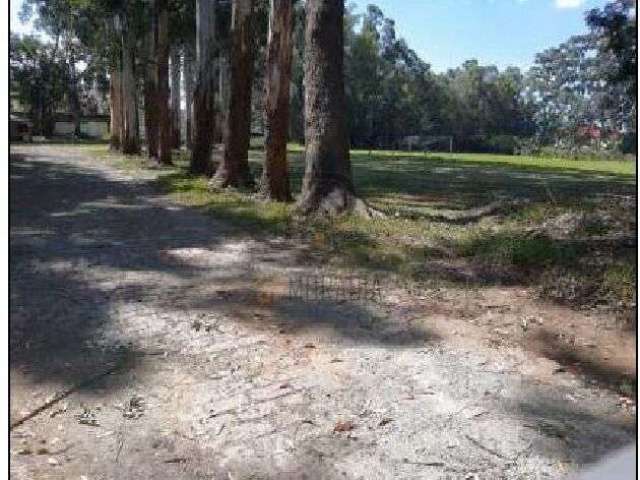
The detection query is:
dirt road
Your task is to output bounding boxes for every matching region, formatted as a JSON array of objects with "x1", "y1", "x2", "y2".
[{"x1": 9, "y1": 145, "x2": 635, "y2": 479}]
